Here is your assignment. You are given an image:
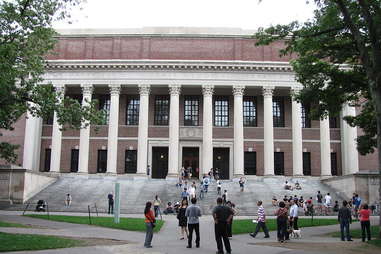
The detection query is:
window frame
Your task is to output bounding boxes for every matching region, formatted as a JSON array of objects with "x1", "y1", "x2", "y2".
[
  {"x1": 303, "y1": 152, "x2": 311, "y2": 175},
  {"x1": 214, "y1": 96, "x2": 229, "y2": 127},
  {"x1": 243, "y1": 96, "x2": 257, "y2": 127},
  {"x1": 97, "y1": 149, "x2": 107, "y2": 173},
  {"x1": 98, "y1": 95, "x2": 111, "y2": 125},
  {"x1": 301, "y1": 104, "x2": 312, "y2": 128},
  {"x1": 70, "y1": 149, "x2": 79, "y2": 172},
  {"x1": 273, "y1": 97, "x2": 285, "y2": 127},
  {"x1": 125, "y1": 150, "x2": 138, "y2": 173},
  {"x1": 183, "y1": 96, "x2": 200, "y2": 126},
  {"x1": 154, "y1": 95, "x2": 170, "y2": 126},
  {"x1": 126, "y1": 96, "x2": 140, "y2": 125},
  {"x1": 274, "y1": 152, "x2": 284, "y2": 175}
]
